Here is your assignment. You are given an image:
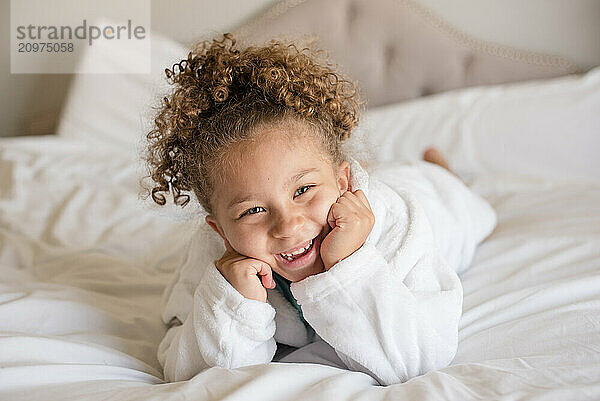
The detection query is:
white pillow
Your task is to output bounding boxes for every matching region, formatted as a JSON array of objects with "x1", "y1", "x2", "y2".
[
  {"x1": 353, "y1": 66, "x2": 600, "y2": 185},
  {"x1": 56, "y1": 24, "x2": 188, "y2": 159}
]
